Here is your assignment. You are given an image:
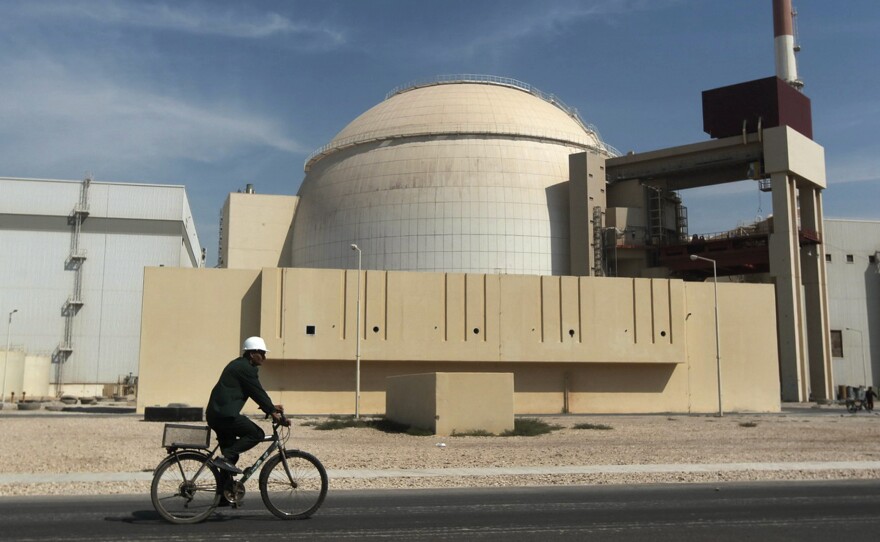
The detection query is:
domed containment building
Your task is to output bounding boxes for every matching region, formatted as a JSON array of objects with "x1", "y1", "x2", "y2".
[
  {"x1": 140, "y1": 74, "x2": 830, "y2": 416},
  {"x1": 291, "y1": 76, "x2": 616, "y2": 275}
]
